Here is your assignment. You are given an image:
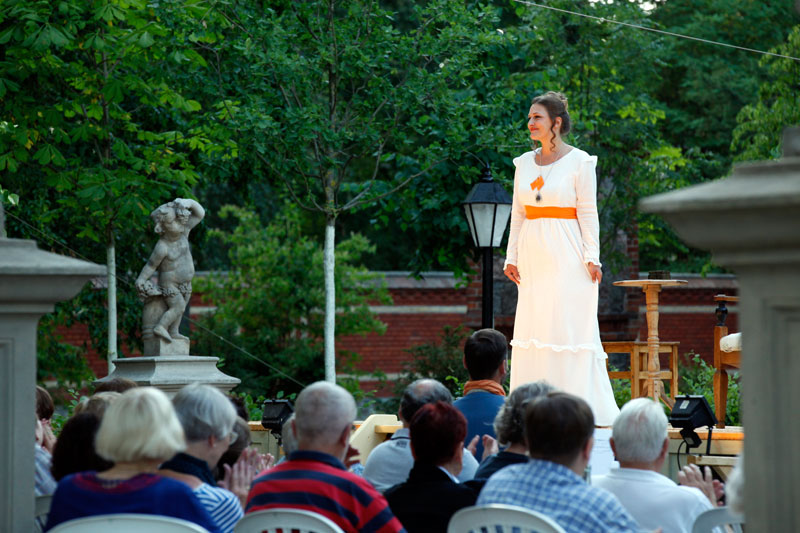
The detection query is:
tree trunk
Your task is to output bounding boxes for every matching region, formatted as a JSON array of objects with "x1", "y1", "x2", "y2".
[
  {"x1": 106, "y1": 231, "x2": 117, "y2": 374},
  {"x1": 323, "y1": 218, "x2": 336, "y2": 383}
]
